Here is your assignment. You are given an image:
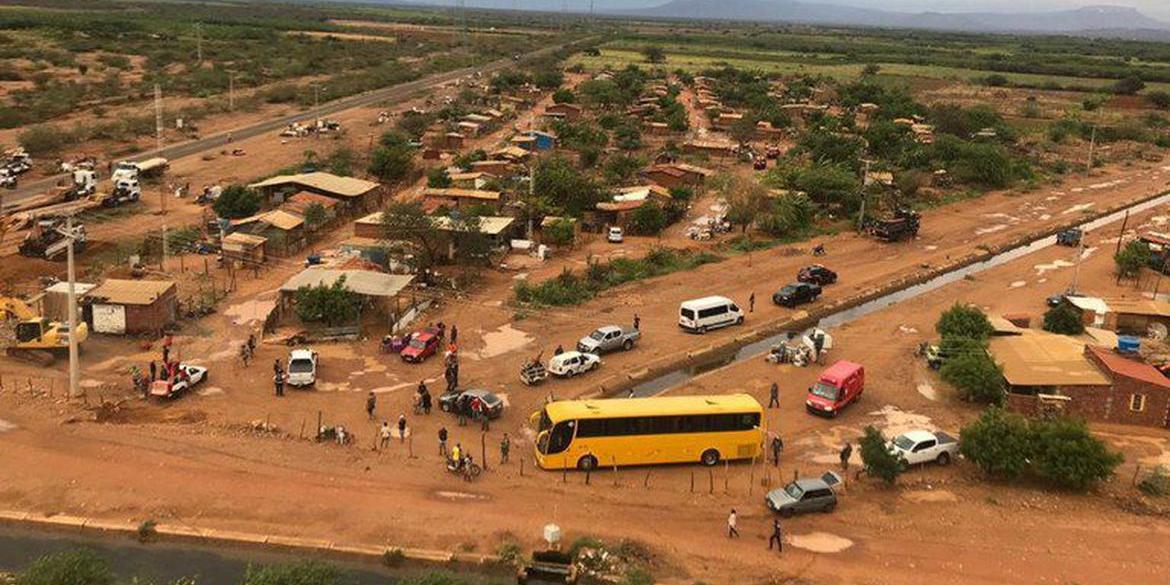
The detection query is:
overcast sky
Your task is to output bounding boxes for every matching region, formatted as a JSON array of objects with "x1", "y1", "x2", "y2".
[{"x1": 527, "y1": 0, "x2": 1170, "y2": 19}]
